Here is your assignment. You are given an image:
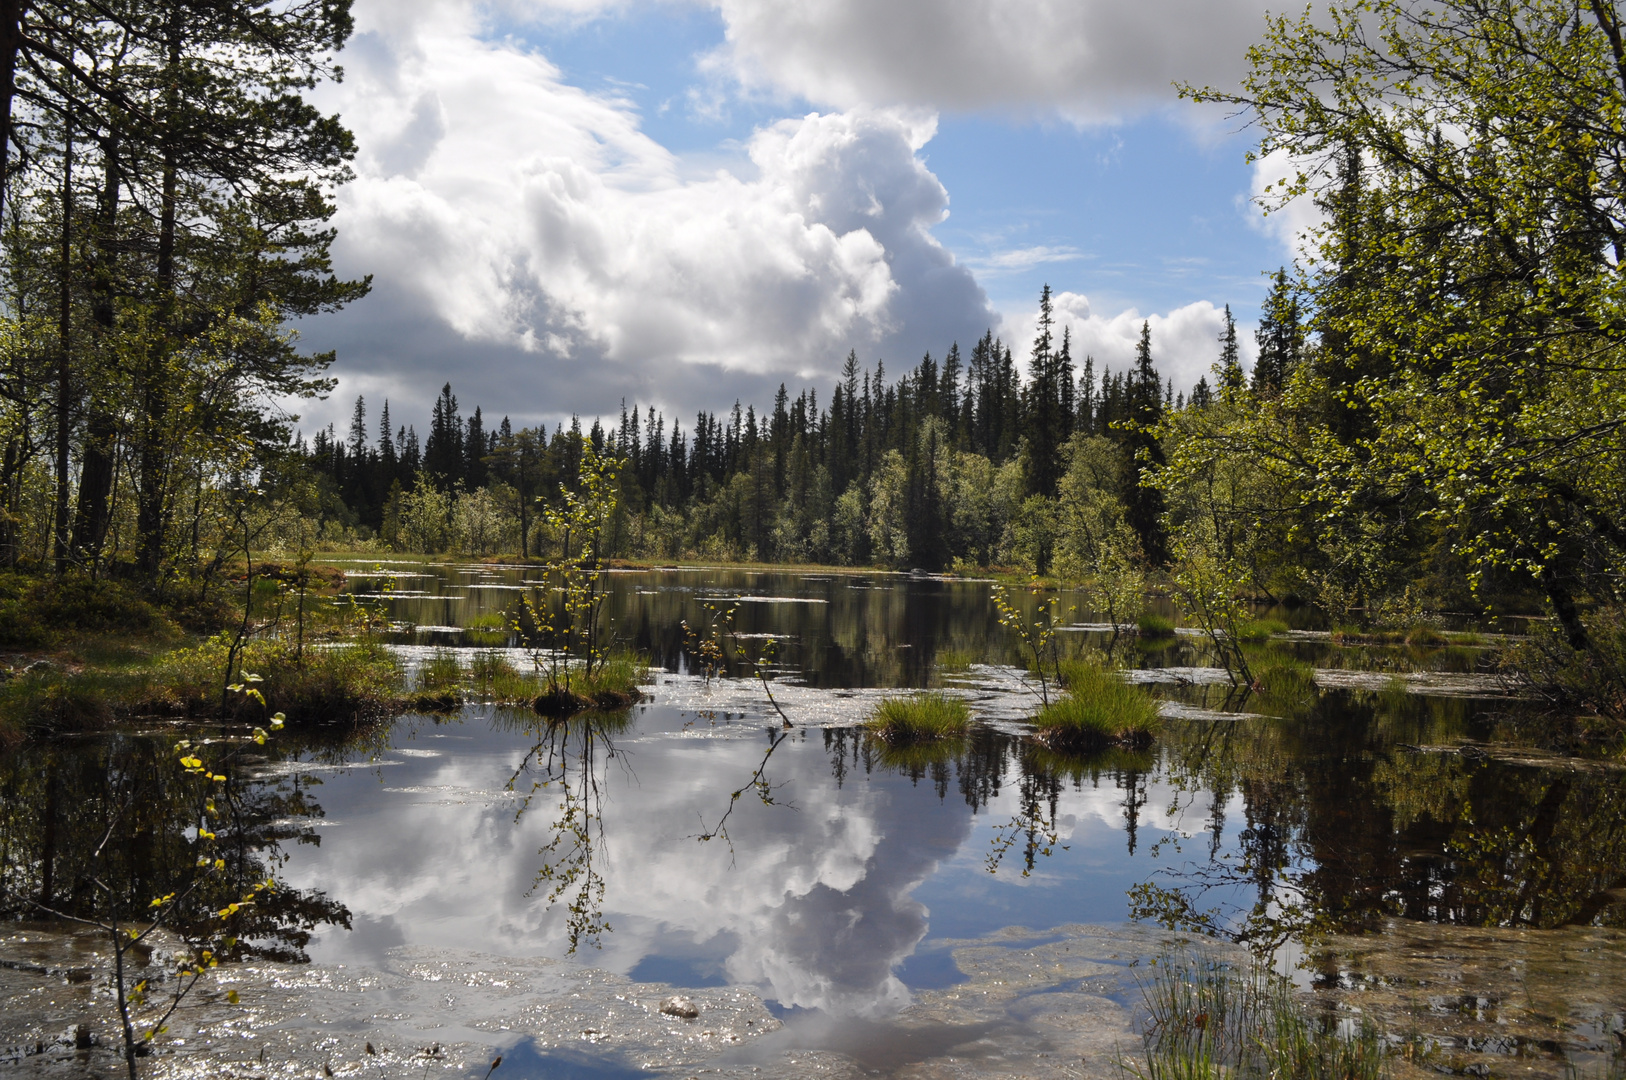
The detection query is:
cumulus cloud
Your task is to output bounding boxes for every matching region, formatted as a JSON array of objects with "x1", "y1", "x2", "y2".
[
  {"x1": 1002, "y1": 291, "x2": 1259, "y2": 395},
  {"x1": 702, "y1": 0, "x2": 1270, "y2": 120},
  {"x1": 299, "y1": 0, "x2": 995, "y2": 431},
  {"x1": 1247, "y1": 147, "x2": 1328, "y2": 262}
]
